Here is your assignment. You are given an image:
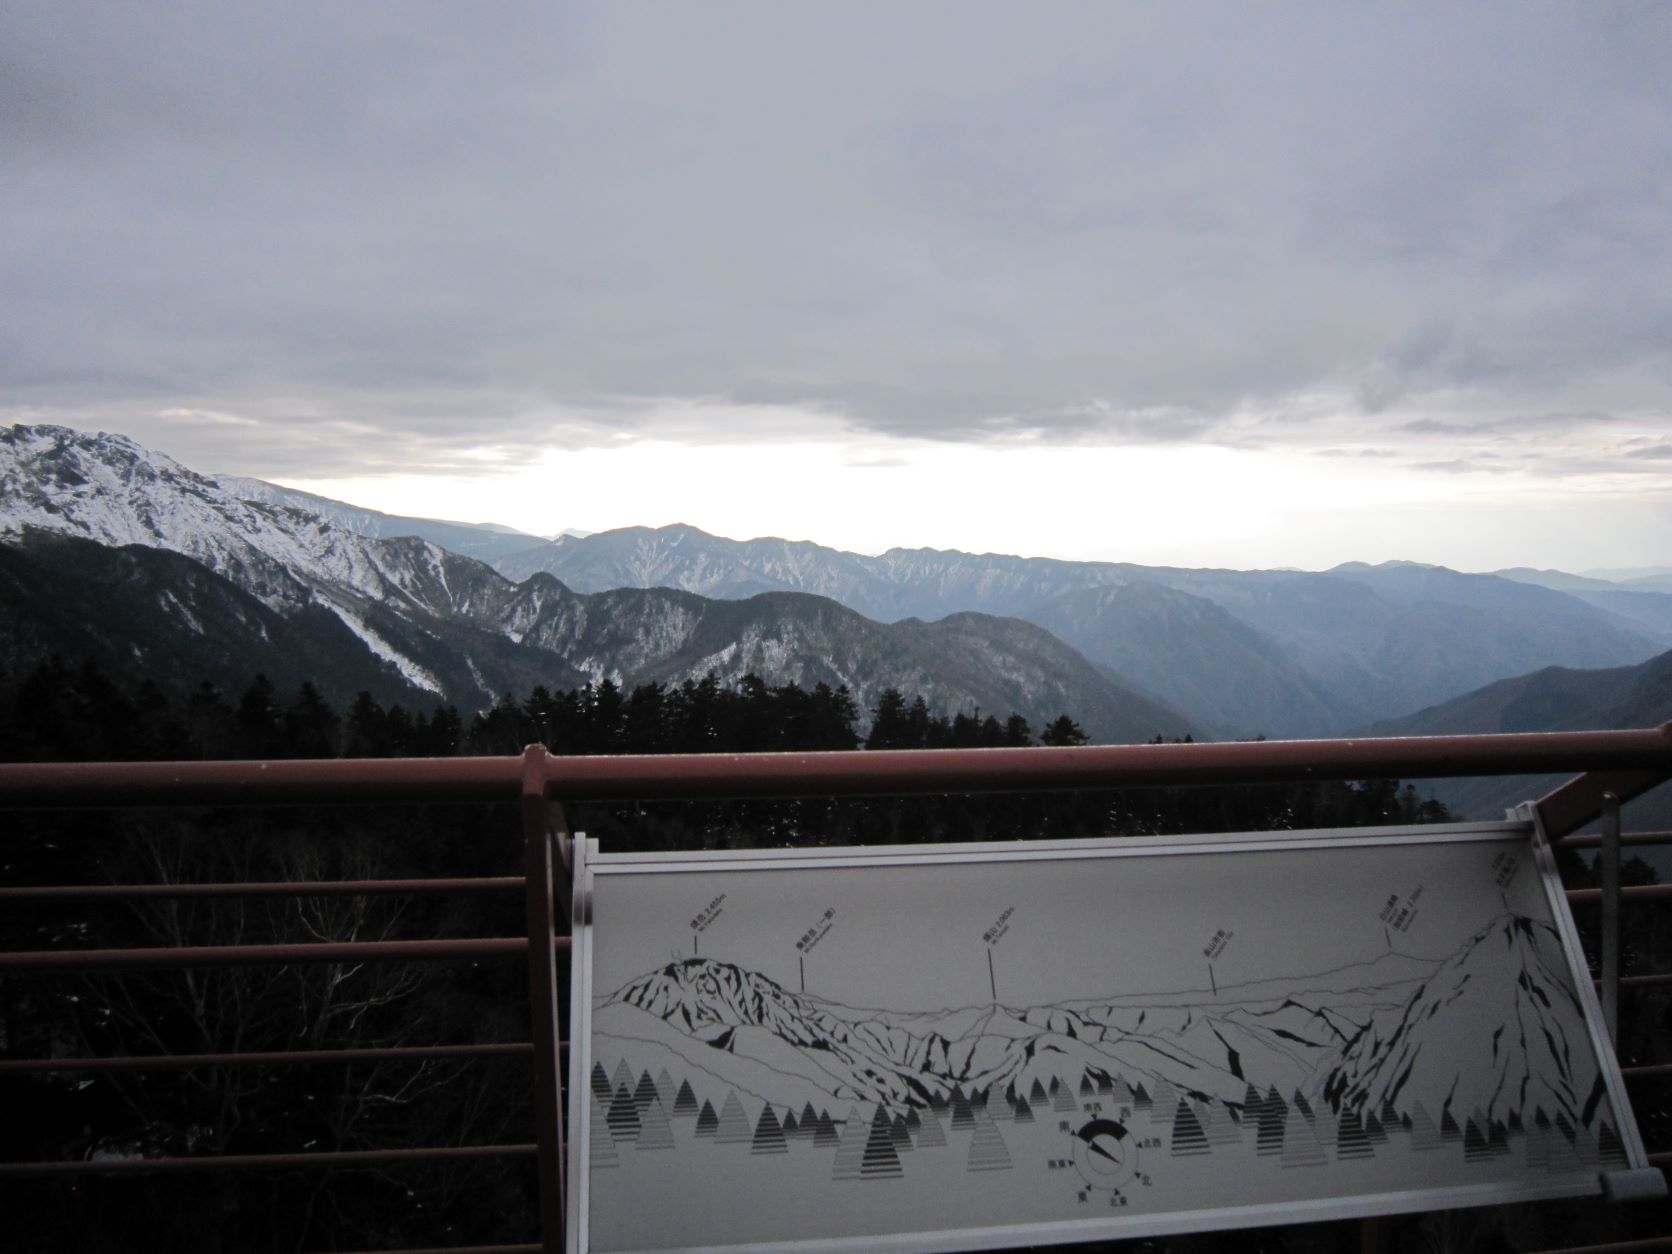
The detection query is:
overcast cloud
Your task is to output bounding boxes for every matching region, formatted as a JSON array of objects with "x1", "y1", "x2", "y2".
[{"x1": 2, "y1": 2, "x2": 1669, "y2": 564}]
